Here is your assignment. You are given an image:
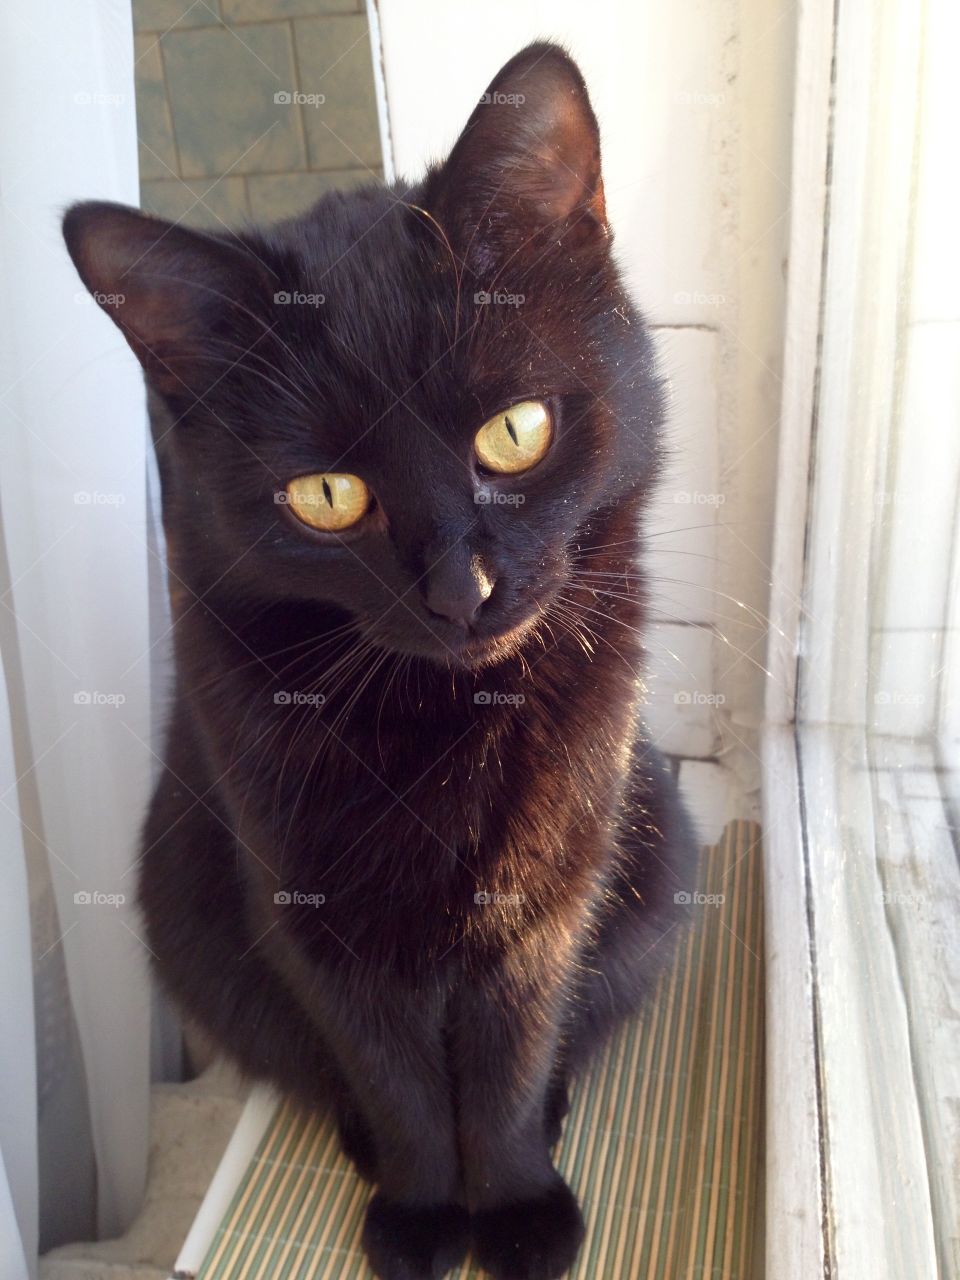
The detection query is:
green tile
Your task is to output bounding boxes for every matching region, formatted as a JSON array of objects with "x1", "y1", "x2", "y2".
[
  {"x1": 223, "y1": 0, "x2": 357, "y2": 19},
  {"x1": 293, "y1": 16, "x2": 382, "y2": 171},
  {"x1": 245, "y1": 168, "x2": 378, "y2": 221},
  {"x1": 134, "y1": 36, "x2": 179, "y2": 180},
  {"x1": 140, "y1": 175, "x2": 250, "y2": 228},
  {"x1": 161, "y1": 23, "x2": 306, "y2": 179},
  {"x1": 132, "y1": 0, "x2": 221, "y2": 32}
]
